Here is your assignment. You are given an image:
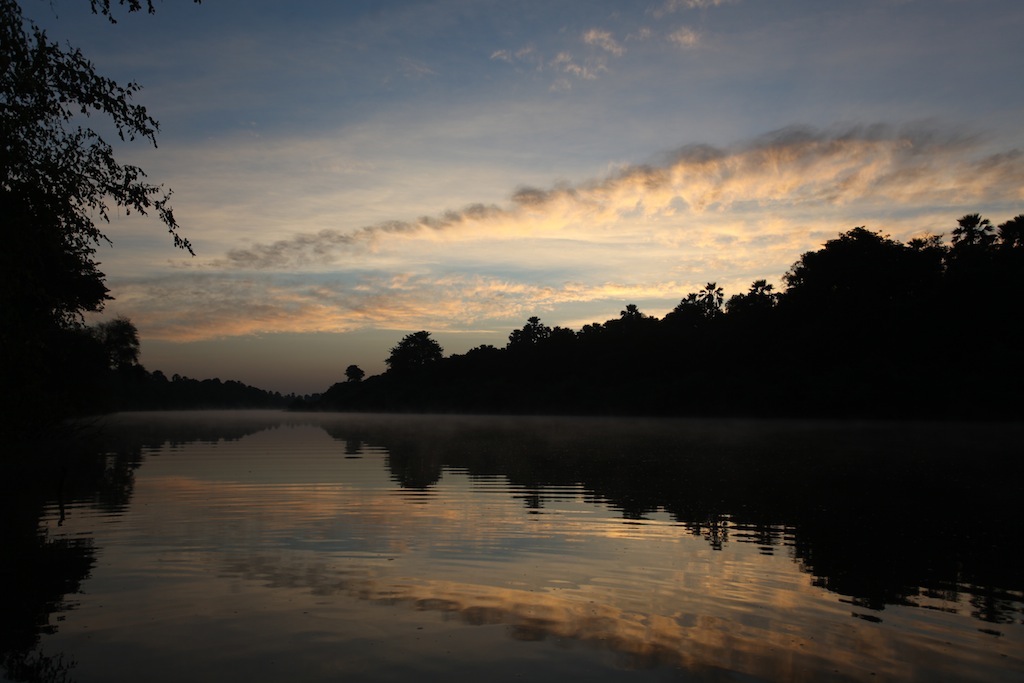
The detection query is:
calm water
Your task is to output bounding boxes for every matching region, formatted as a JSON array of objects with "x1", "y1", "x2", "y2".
[{"x1": 3, "y1": 411, "x2": 1023, "y2": 682}]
